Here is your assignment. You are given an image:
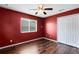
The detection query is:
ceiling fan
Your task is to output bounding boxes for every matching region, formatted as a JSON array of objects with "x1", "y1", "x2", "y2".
[{"x1": 30, "y1": 5, "x2": 53, "y2": 15}]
